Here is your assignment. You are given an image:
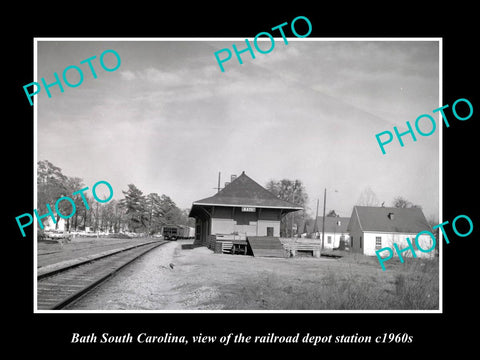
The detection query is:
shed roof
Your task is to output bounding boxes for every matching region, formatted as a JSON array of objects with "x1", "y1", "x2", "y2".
[
  {"x1": 189, "y1": 172, "x2": 303, "y2": 217},
  {"x1": 349, "y1": 206, "x2": 431, "y2": 233}
]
